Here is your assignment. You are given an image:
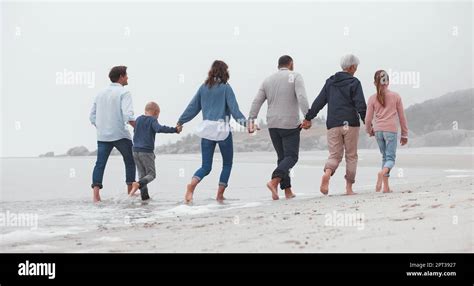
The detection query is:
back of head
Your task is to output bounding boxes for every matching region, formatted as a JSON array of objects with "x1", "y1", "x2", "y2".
[
  {"x1": 205, "y1": 60, "x2": 229, "y2": 88},
  {"x1": 109, "y1": 66, "x2": 127, "y2": 83},
  {"x1": 278, "y1": 55, "x2": 293, "y2": 69},
  {"x1": 145, "y1": 101, "x2": 160, "y2": 115},
  {"x1": 340, "y1": 54, "x2": 360, "y2": 70}
]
